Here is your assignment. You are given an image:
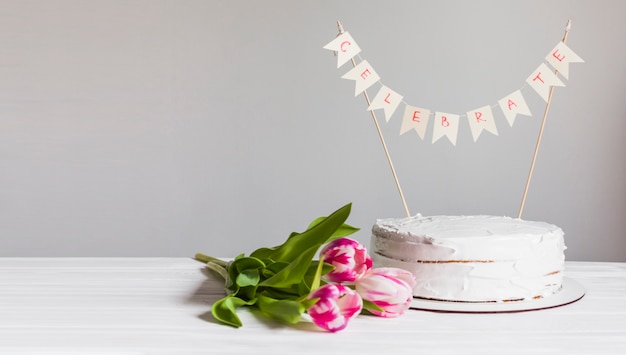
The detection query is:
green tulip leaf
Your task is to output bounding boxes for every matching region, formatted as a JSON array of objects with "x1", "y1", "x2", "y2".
[
  {"x1": 232, "y1": 256, "x2": 265, "y2": 272},
  {"x1": 262, "y1": 261, "x2": 288, "y2": 277},
  {"x1": 301, "y1": 297, "x2": 319, "y2": 310},
  {"x1": 304, "y1": 260, "x2": 333, "y2": 290},
  {"x1": 236, "y1": 268, "x2": 260, "y2": 287},
  {"x1": 256, "y1": 293, "x2": 305, "y2": 324},
  {"x1": 227, "y1": 256, "x2": 266, "y2": 294},
  {"x1": 259, "y1": 287, "x2": 300, "y2": 301},
  {"x1": 258, "y1": 244, "x2": 319, "y2": 289},
  {"x1": 211, "y1": 295, "x2": 255, "y2": 328},
  {"x1": 362, "y1": 299, "x2": 385, "y2": 314},
  {"x1": 250, "y1": 203, "x2": 352, "y2": 262},
  {"x1": 306, "y1": 219, "x2": 360, "y2": 242}
]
